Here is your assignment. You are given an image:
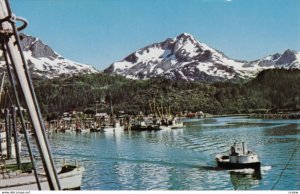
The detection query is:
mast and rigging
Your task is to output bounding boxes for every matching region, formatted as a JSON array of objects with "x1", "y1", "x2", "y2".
[{"x1": 0, "y1": 0, "x2": 61, "y2": 190}]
